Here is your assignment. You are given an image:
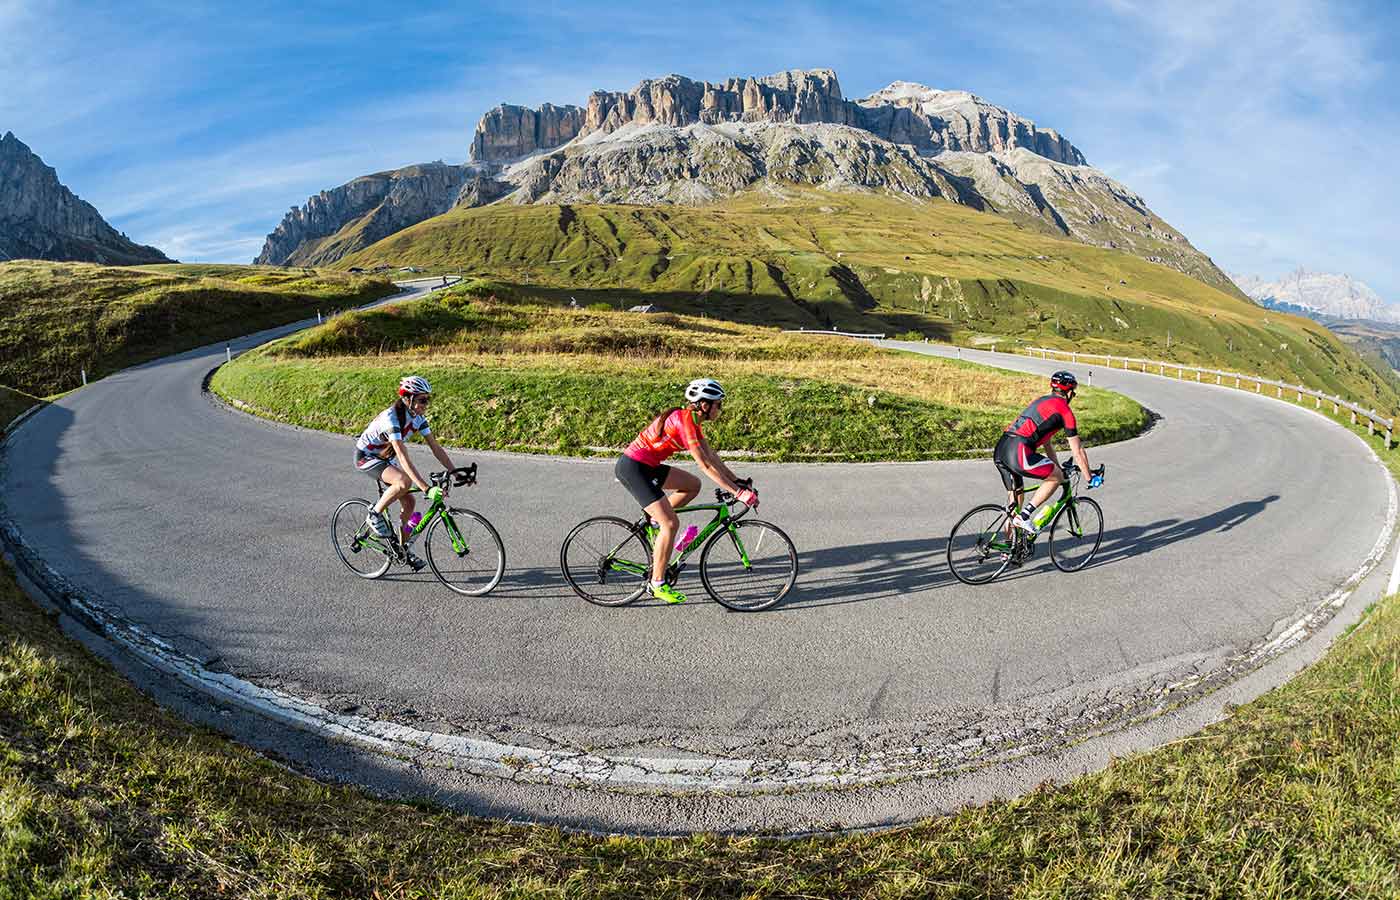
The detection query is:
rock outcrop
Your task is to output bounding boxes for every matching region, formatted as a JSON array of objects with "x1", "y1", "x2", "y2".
[
  {"x1": 469, "y1": 68, "x2": 1082, "y2": 166},
  {"x1": 469, "y1": 103, "x2": 586, "y2": 163},
  {"x1": 0, "y1": 132, "x2": 171, "y2": 265},
  {"x1": 255, "y1": 162, "x2": 470, "y2": 266},
  {"x1": 856, "y1": 83, "x2": 1085, "y2": 164}
]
